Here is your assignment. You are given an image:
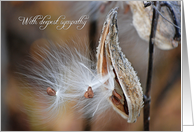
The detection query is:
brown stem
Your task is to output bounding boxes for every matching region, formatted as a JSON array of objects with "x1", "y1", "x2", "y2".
[{"x1": 144, "y1": 1, "x2": 161, "y2": 131}]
